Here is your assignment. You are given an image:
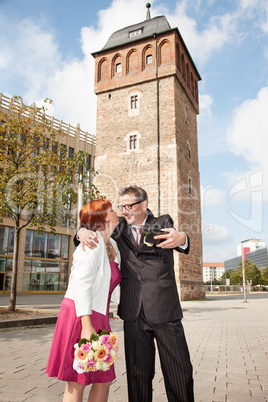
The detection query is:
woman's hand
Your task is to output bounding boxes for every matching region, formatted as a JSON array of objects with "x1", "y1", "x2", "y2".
[
  {"x1": 77, "y1": 228, "x2": 99, "y2": 252},
  {"x1": 80, "y1": 315, "x2": 96, "y2": 340}
]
